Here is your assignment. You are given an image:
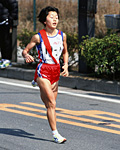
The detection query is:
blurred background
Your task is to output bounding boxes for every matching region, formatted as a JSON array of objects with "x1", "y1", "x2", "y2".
[{"x1": 17, "y1": 0, "x2": 120, "y2": 37}]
